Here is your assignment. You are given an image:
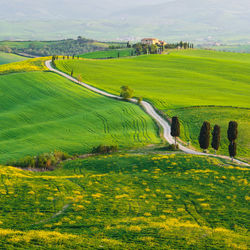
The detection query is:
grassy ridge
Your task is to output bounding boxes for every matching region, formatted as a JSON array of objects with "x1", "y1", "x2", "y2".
[
  {"x1": 0, "y1": 154, "x2": 249, "y2": 248},
  {"x1": 0, "y1": 52, "x2": 26, "y2": 65},
  {"x1": 0, "y1": 71, "x2": 160, "y2": 163},
  {"x1": 80, "y1": 49, "x2": 134, "y2": 59},
  {"x1": 55, "y1": 50, "x2": 250, "y2": 160}
]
